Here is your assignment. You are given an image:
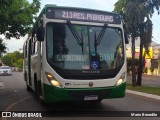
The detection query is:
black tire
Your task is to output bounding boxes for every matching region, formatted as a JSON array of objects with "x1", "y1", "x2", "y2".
[
  {"x1": 34, "y1": 74, "x2": 39, "y2": 96},
  {"x1": 24, "y1": 72, "x2": 27, "y2": 81},
  {"x1": 25, "y1": 71, "x2": 32, "y2": 92},
  {"x1": 39, "y1": 97, "x2": 49, "y2": 106}
]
